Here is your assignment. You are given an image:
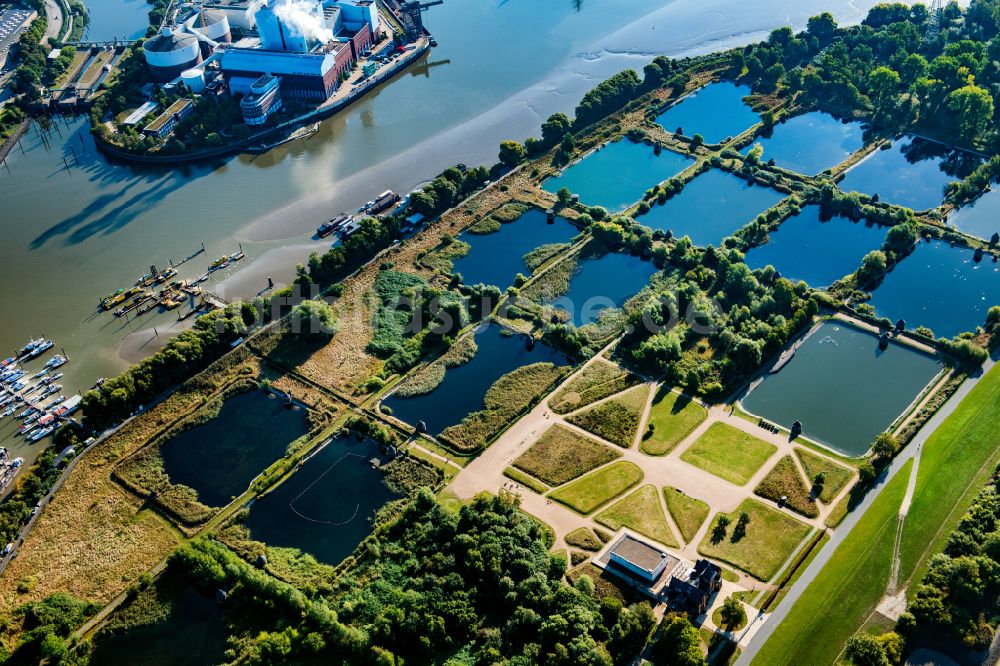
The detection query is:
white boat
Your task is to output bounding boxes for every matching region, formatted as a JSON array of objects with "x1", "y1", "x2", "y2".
[
  {"x1": 27, "y1": 340, "x2": 53, "y2": 358},
  {"x1": 0, "y1": 368, "x2": 22, "y2": 383},
  {"x1": 45, "y1": 355, "x2": 67, "y2": 369},
  {"x1": 42, "y1": 384, "x2": 61, "y2": 397},
  {"x1": 11, "y1": 458, "x2": 23, "y2": 468},
  {"x1": 30, "y1": 426, "x2": 54, "y2": 442},
  {"x1": 32, "y1": 368, "x2": 49, "y2": 379},
  {"x1": 17, "y1": 338, "x2": 43, "y2": 357},
  {"x1": 48, "y1": 395, "x2": 66, "y2": 406}
]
